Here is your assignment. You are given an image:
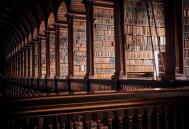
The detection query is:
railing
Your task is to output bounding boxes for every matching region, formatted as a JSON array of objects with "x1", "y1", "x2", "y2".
[
  {"x1": 4, "y1": 77, "x2": 189, "y2": 97},
  {"x1": 1, "y1": 89, "x2": 189, "y2": 129}
]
